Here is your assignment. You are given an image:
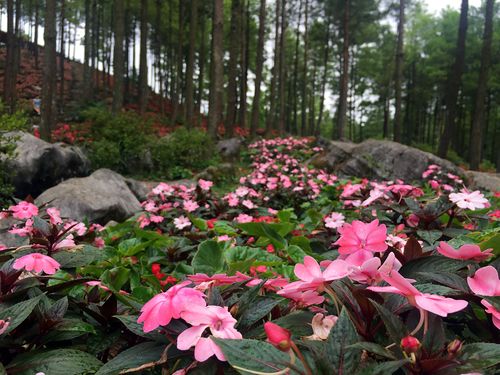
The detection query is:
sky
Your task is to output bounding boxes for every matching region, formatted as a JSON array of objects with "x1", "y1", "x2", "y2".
[{"x1": 423, "y1": 0, "x2": 483, "y2": 13}]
